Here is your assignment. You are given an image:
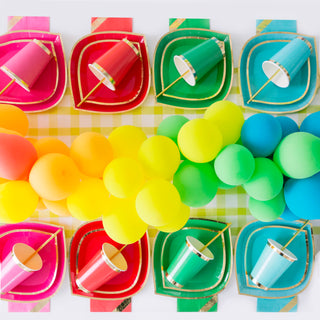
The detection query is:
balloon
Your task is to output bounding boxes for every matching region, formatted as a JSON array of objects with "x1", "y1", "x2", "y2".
[
  {"x1": 67, "y1": 178, "x2": 110, "y2": 221},
  {"x1": 70, "y1": 132, "x2": 113, "y2": 178},
  {"x1": 0, "y1": 181, "x2": 38, "y2": 223},
  {"x1": 138, "y1": 135, "x2": 180, "y2": 180},
  {"x1": 243, "y1": 158, "x2": 283, "y2": 201},
  {"x1": 300, "y1": 111, "x2": 320, "y2": 138},
  {"x1": 108, "y1": 125, "x2": 147, "y2": 159},
  {"x1": 29, "y1": 153, "x2": 81, "y2": 201},
  {"x1": 280, "y1": 206, "x2": 299, "y2": 222},
  {"x1": 214, "y1": 144, "x2": 255, "y2": 185},
  {"x1": 103, "y1": 157, "x2": 145, "y2": 198},
  {"x1": 36, "y1": 198, "x2": 47, "y2": 210},
  {"x1": 102, "y1": 197, "x2": 148, "y2": 244},
  {"x1": 273, "y1": 132, "x2": 320, "y2": 179},
  {"x1": 0, "y1": 104, "x2": 29, "y2": 136},
  {"x1": 157, "y1": 203, "x2": 190, "y2": 233},
  {"x1": 204, "y1": 101, "x2": 244, "y2": 146},
  {"x1": 248, "y1": 191, "x2": 286, "y2": 222},
  {"x1": 0, "y1": 127, "x2": 22, "y2": 136},
  {"x1": 173, "y1": 160, "x2": 219, "y2": 207},
  {"x1": 136, "y1": 179, "x2": 181, "y2": 226},
  {"x1": 34, "y1": 137, "x2": 69, "y2": 158},
  {"x1": 0, "y1": 133, "x2": 37, "y2": 180},
  {"x1": 284, "y1": 172, "x2": 320, "y2": 220},
  {"x1": 42, "y1": 198, "x2": 71, "y2": 216},
  {"x1": 241, "y1": 113, "x2": 282, "y2": 157},
  {"x1": 157, "y1": 115, "x2": 189, "y2": 144},
  {"x1": 178, "y1": 118, "x2": 222, "y2": 163},
  {"x1": 276, "y1": 116, "x2": 299, "y2": 139}
]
